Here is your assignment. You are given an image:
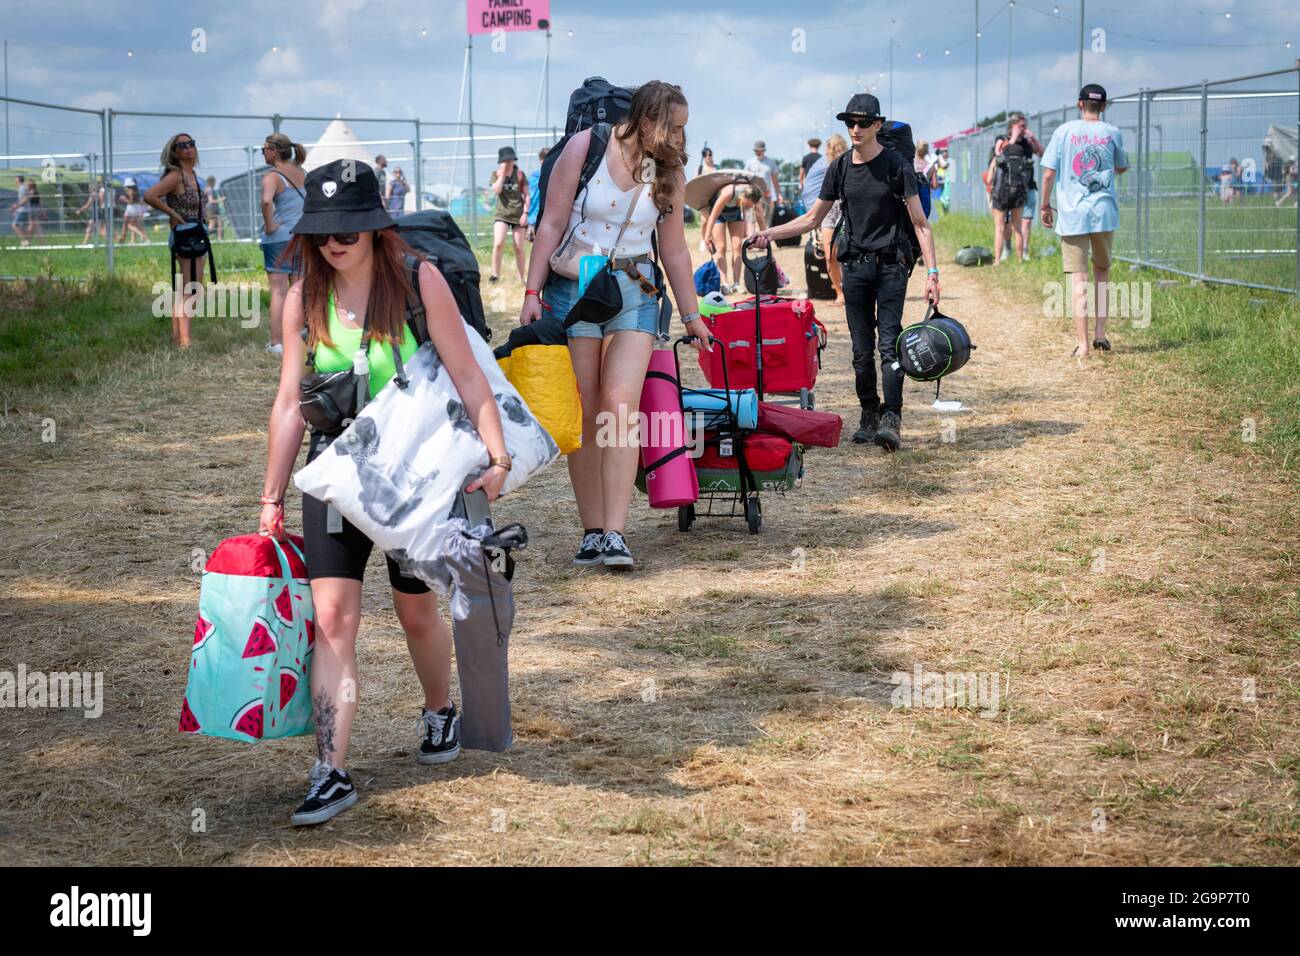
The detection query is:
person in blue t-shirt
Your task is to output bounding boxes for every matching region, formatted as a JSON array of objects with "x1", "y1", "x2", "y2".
[
  {"x1": 1041, "y1": 83, "x2": 1129, "y2": 359},
  {"x1": 525, "y1": 146, "x2": 548, "y2": 242}
]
